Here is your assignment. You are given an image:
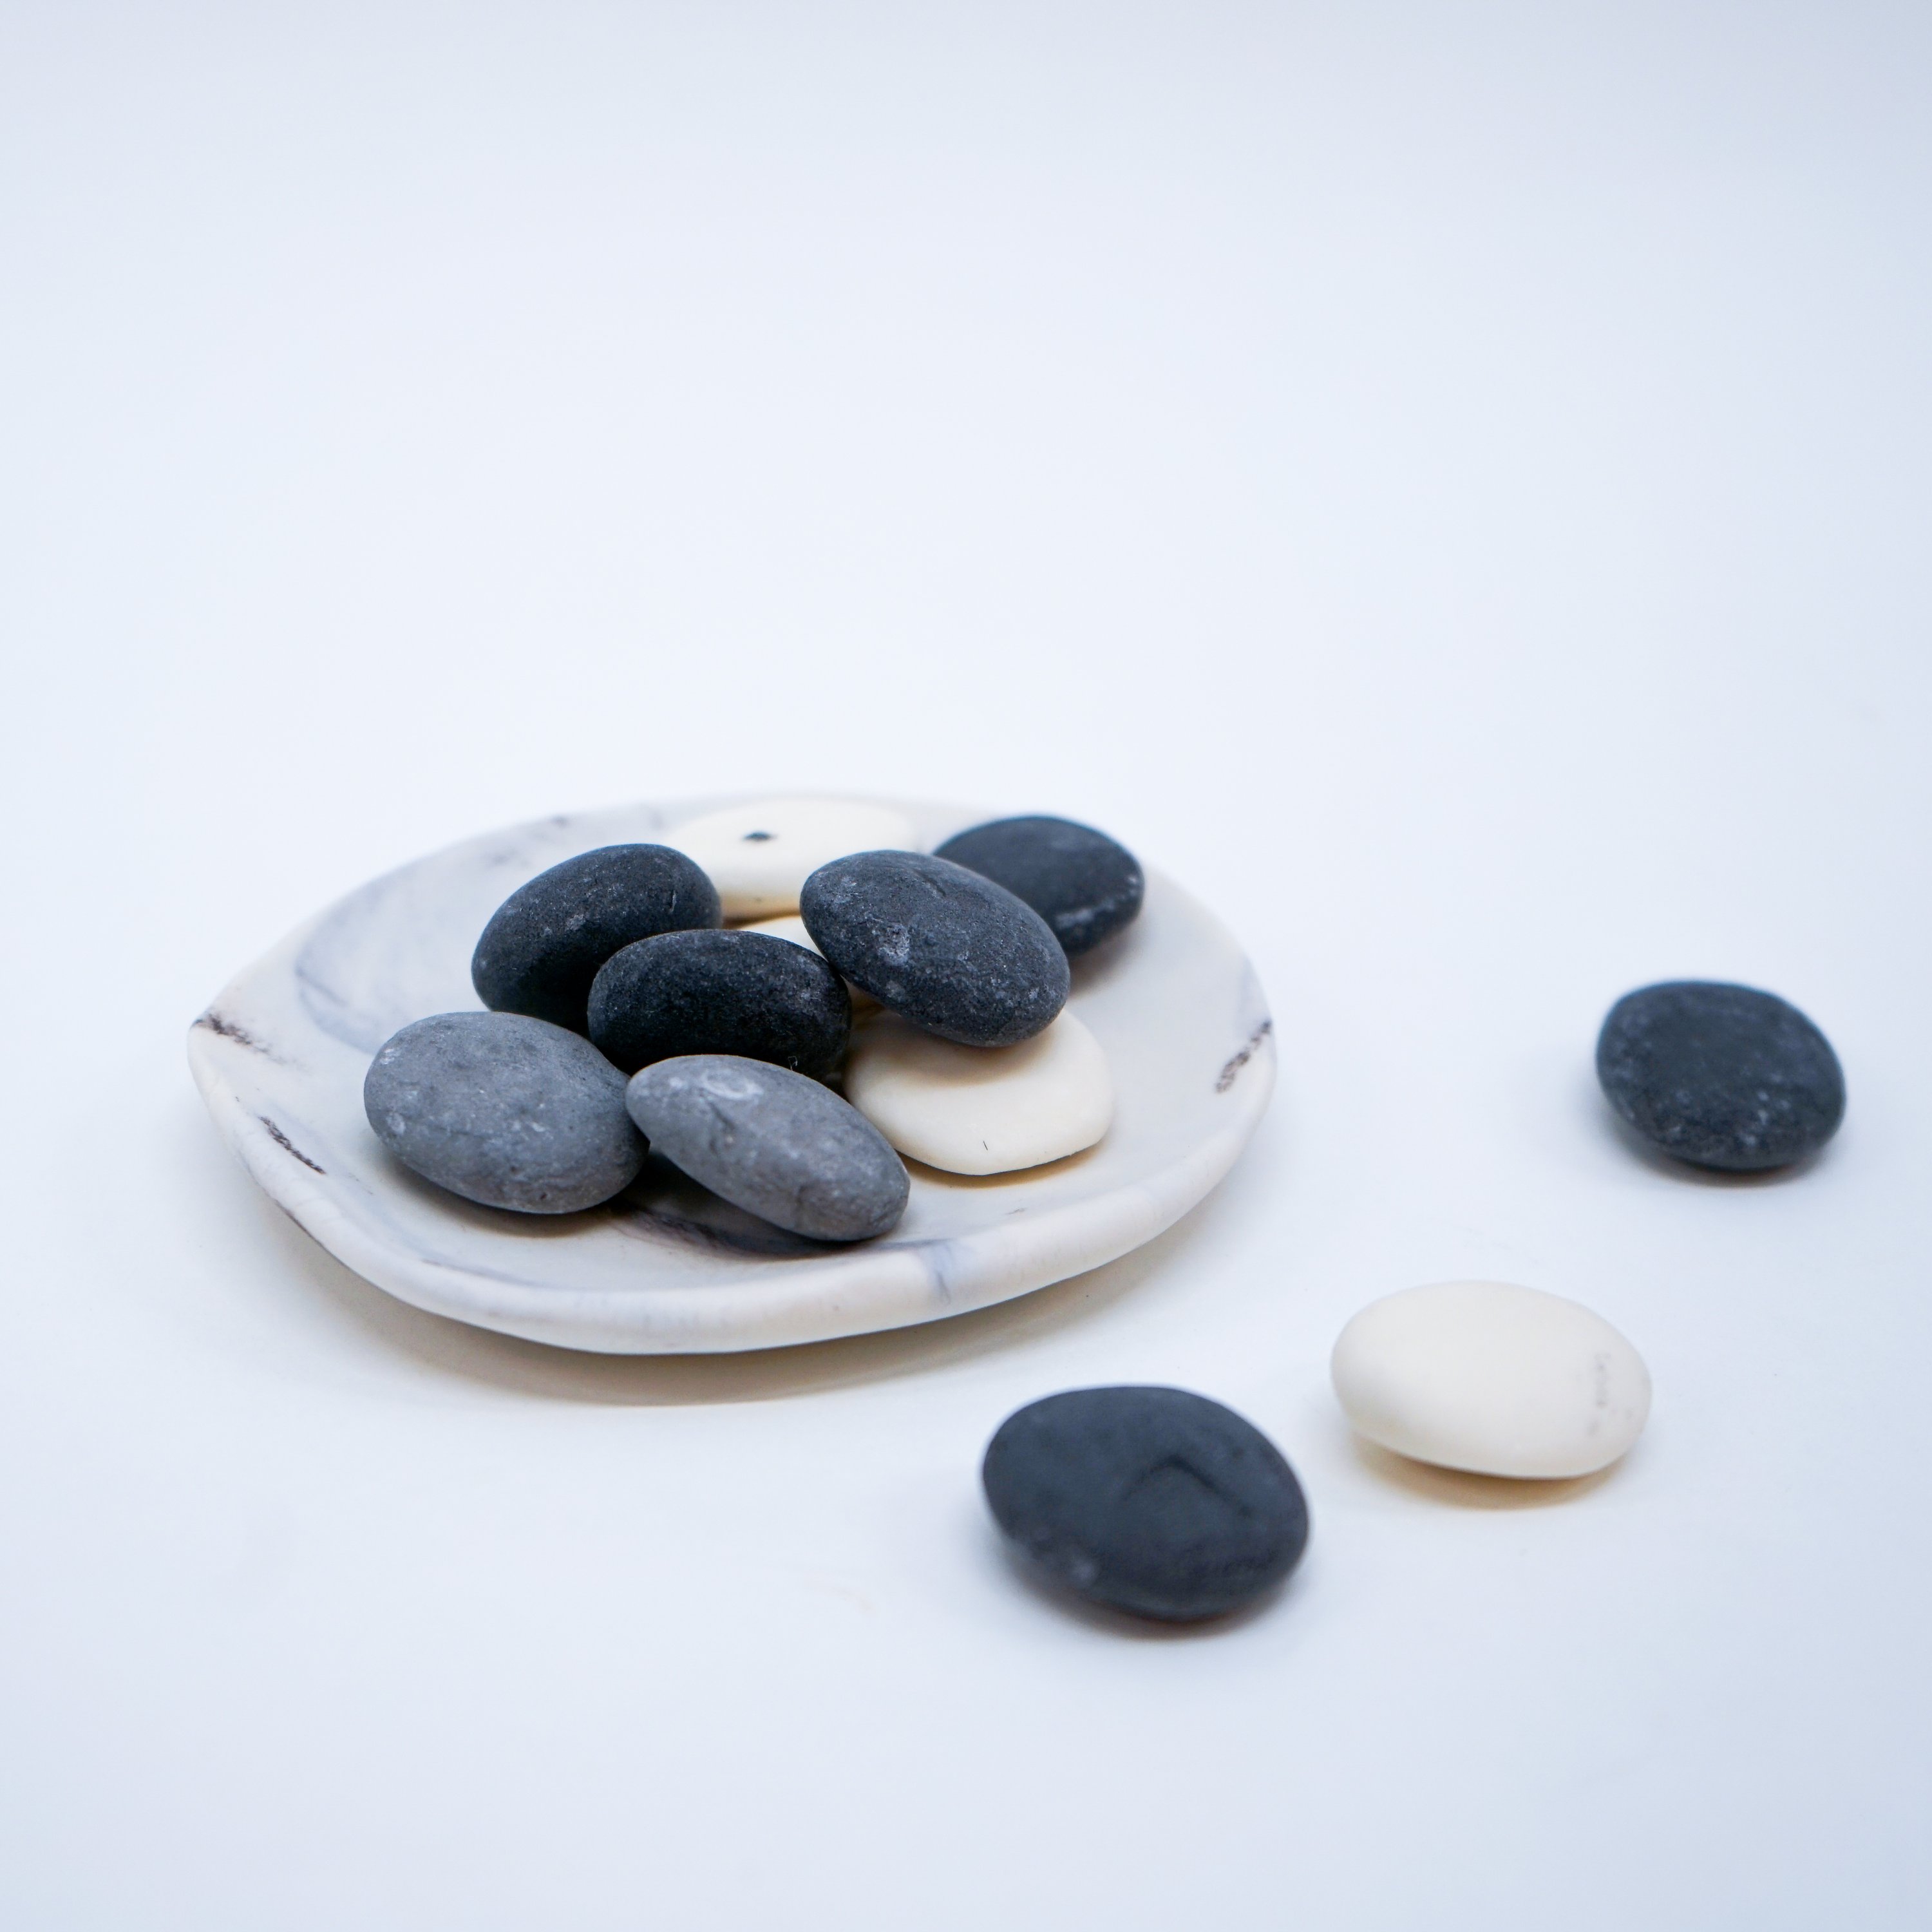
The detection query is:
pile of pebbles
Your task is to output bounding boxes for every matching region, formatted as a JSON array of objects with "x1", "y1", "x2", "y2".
[{"x1": 364, "y1": 799, "x2": 1143, "y2": 1242}]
